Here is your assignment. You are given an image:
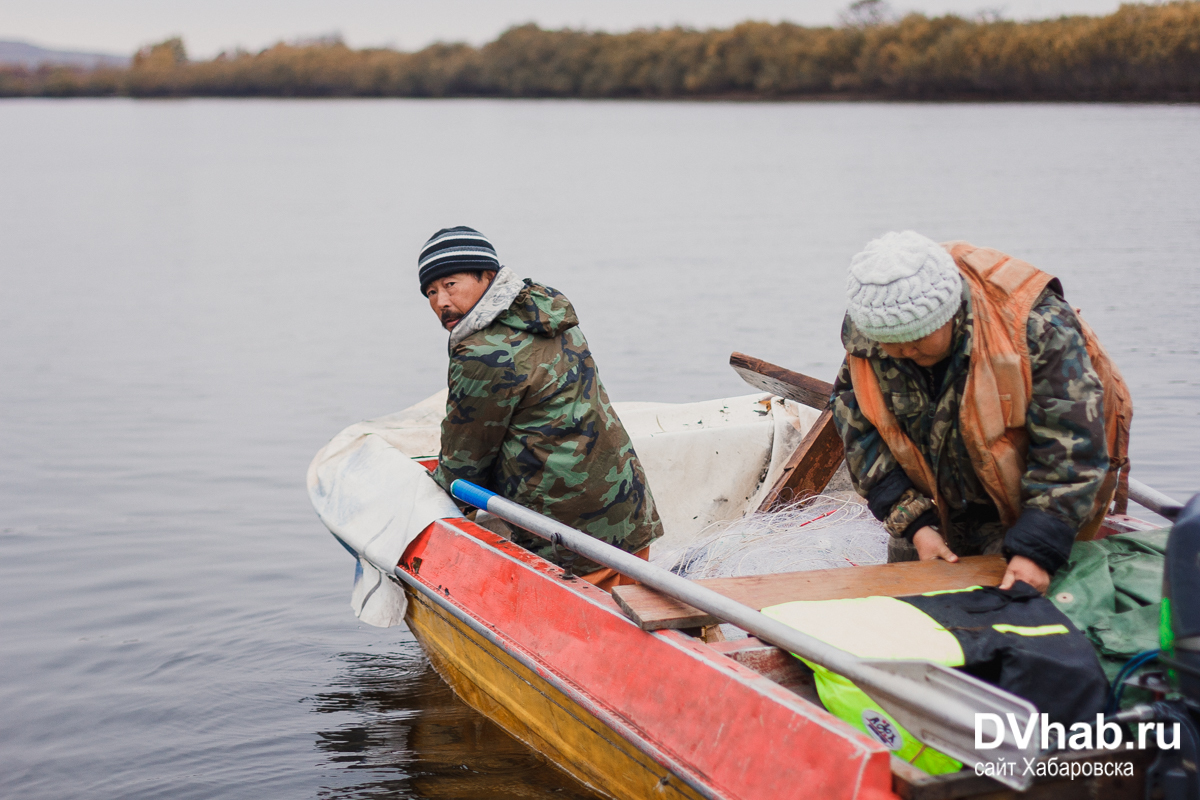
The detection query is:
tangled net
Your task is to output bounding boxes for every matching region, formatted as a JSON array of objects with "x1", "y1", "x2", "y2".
[{"x1": 653, "y1": 495, "x2": 888, "y2": 580}]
